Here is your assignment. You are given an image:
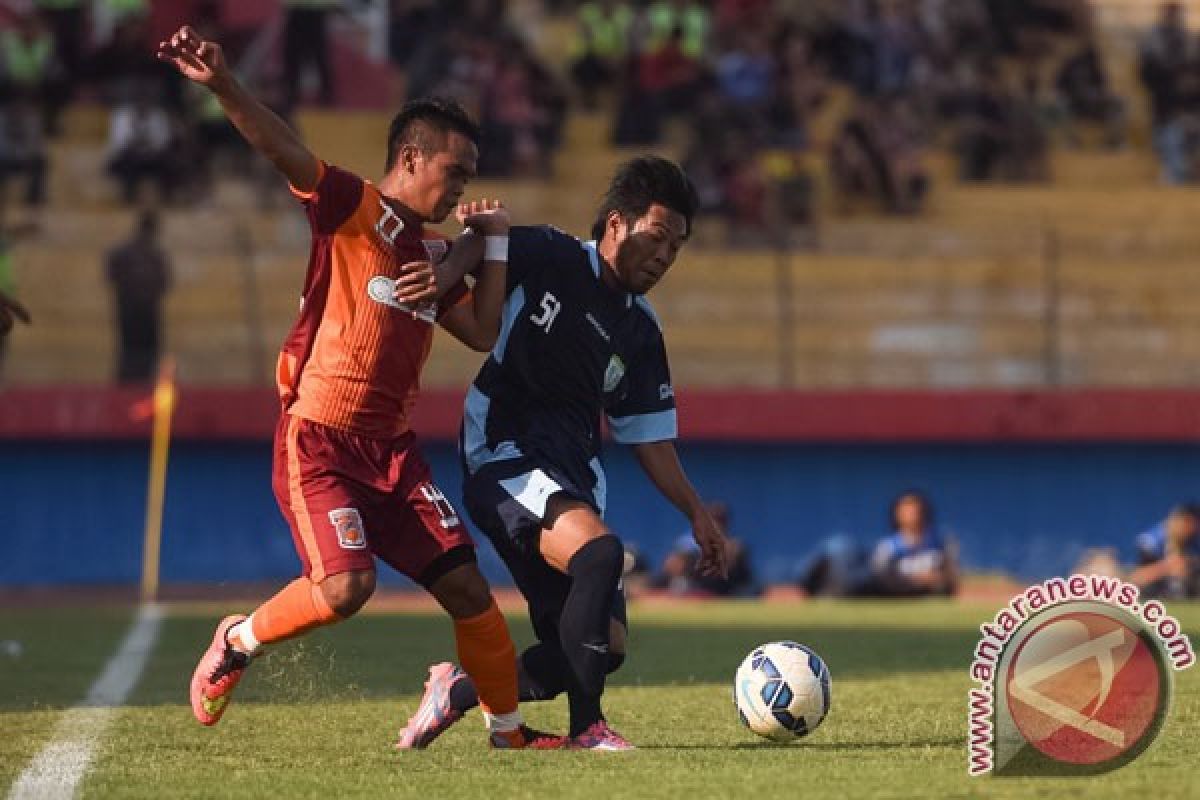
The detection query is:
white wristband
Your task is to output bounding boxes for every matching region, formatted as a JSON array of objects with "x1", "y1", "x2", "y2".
[{"x1": 484, "y1": 235, "x2": 509, "y2": 262}]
